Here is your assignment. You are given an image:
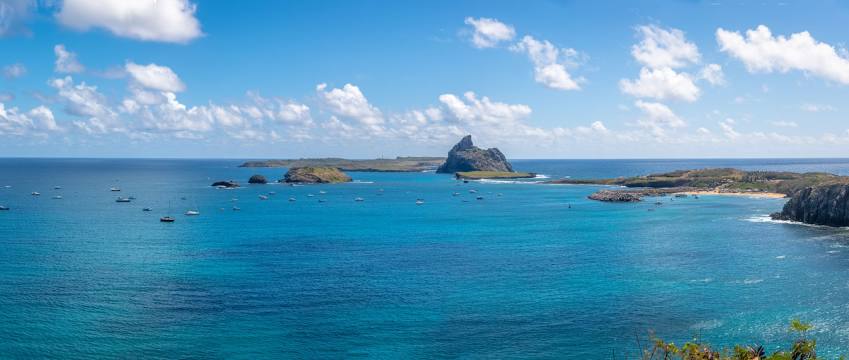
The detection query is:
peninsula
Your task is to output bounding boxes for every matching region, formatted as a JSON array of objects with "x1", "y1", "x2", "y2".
[
  {"x1": 240, "y1": 157, "x2": 443, "y2": 172},
  {"x1": 282, "y1": 167, "x2": 352, "y2": 184}
]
